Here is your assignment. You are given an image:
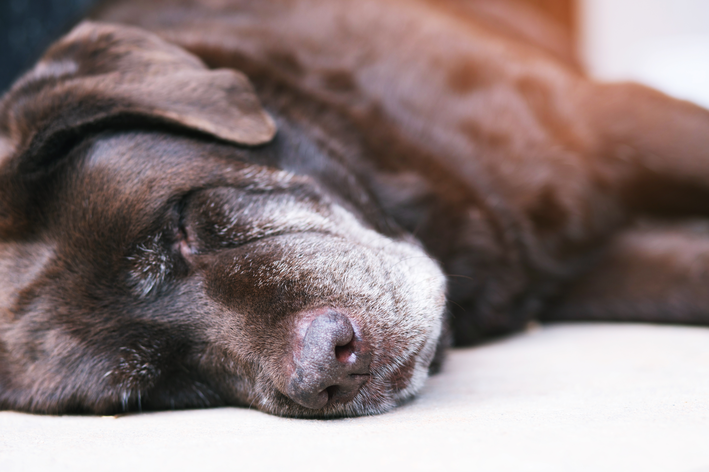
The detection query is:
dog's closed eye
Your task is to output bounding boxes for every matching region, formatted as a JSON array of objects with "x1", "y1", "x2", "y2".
[{"x1": 178, "y1": 186, "x2": 336, "y2": 256}]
